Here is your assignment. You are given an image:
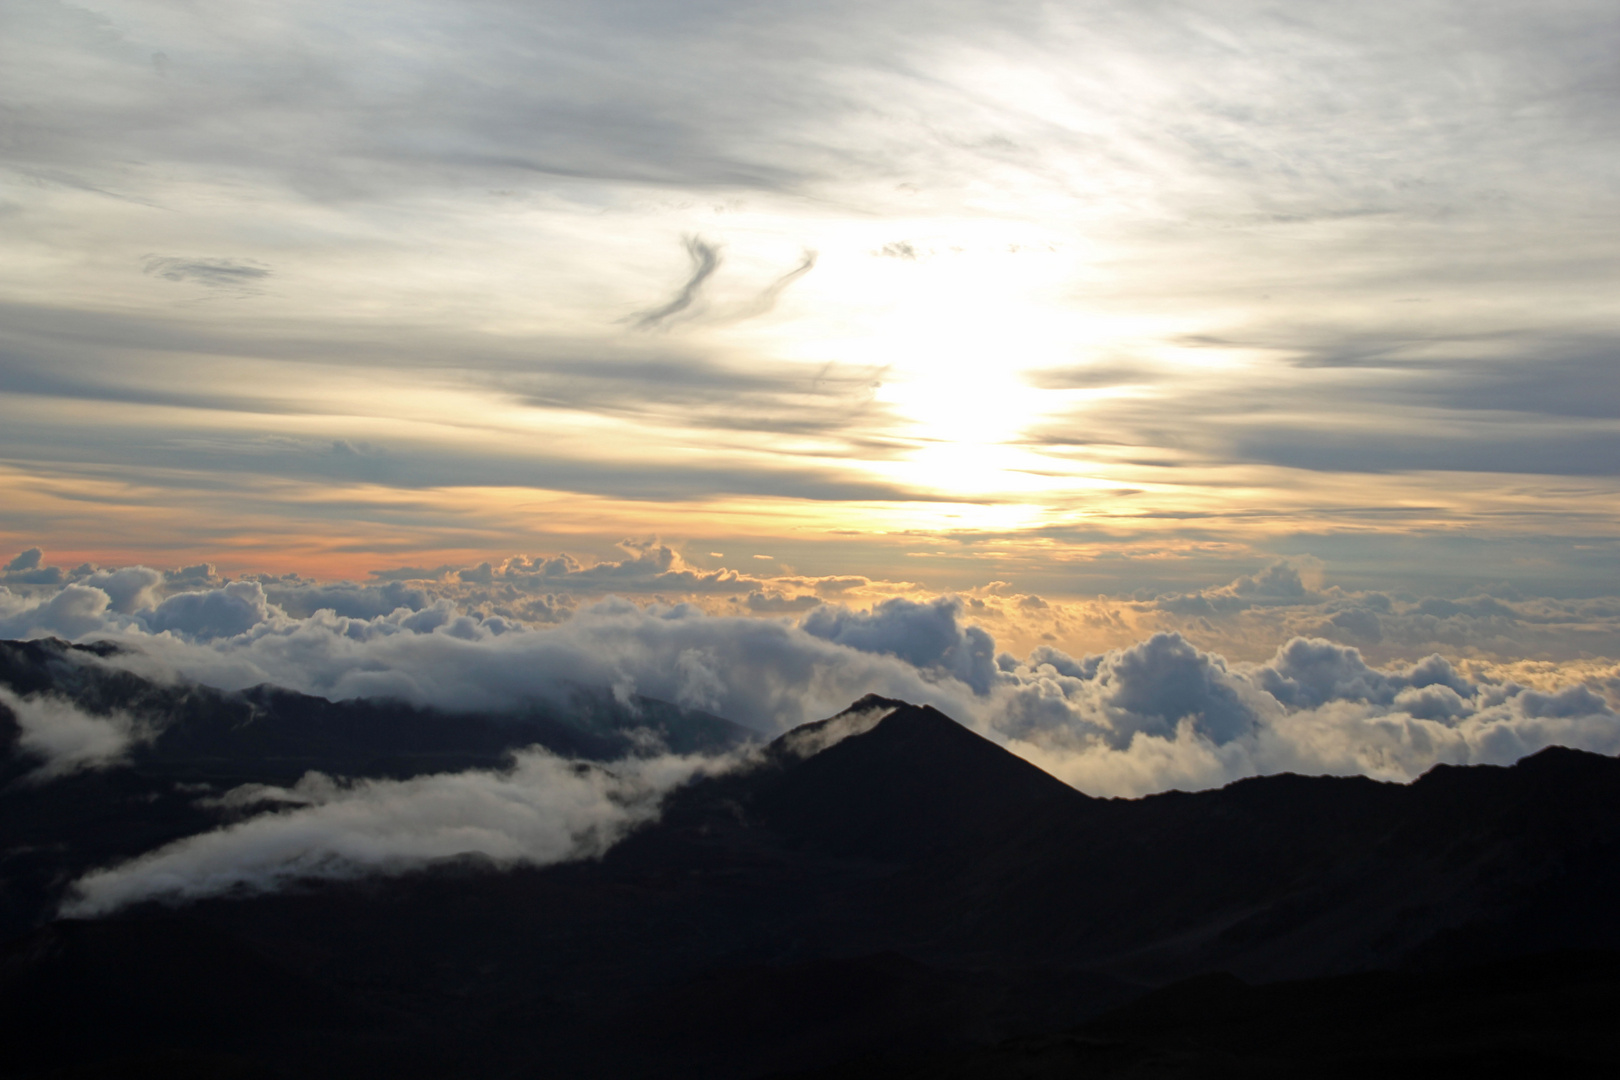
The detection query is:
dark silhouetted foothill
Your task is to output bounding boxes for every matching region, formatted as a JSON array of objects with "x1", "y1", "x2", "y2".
[{"x1": 4, "y1": 646, "x2": 1620, "y2": 1079}]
